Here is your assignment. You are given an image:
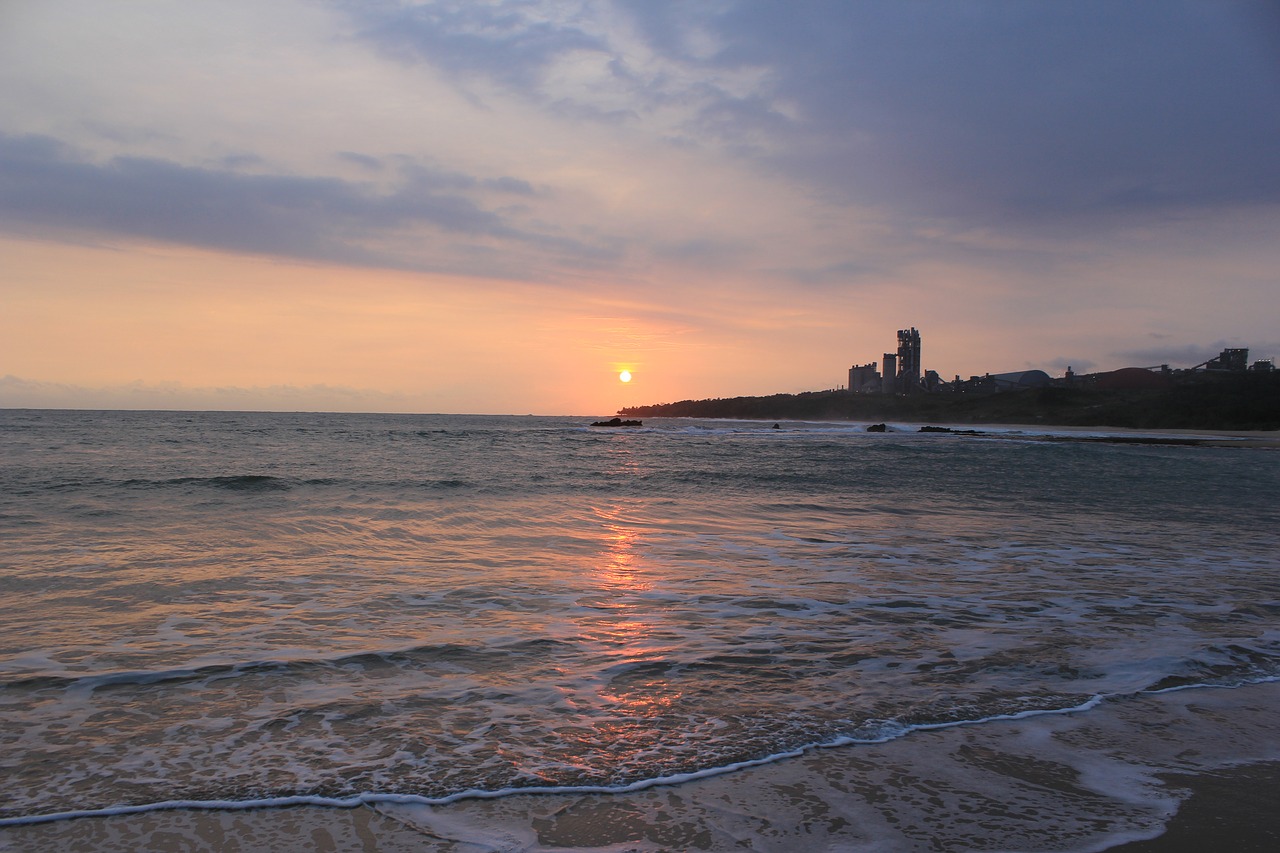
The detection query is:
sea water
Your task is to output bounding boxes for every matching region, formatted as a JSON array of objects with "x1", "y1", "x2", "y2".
[{"x1": 0, "y1": 409, "x2": 1277, "y2": 829}]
